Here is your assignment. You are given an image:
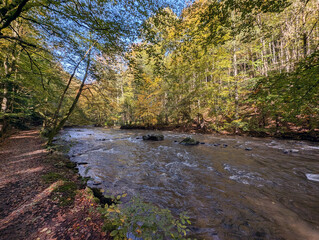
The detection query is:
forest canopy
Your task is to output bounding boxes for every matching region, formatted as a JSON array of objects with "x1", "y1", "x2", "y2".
[{"x1": 1, "y1": 0, "x2": 318, "y2": 141}]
